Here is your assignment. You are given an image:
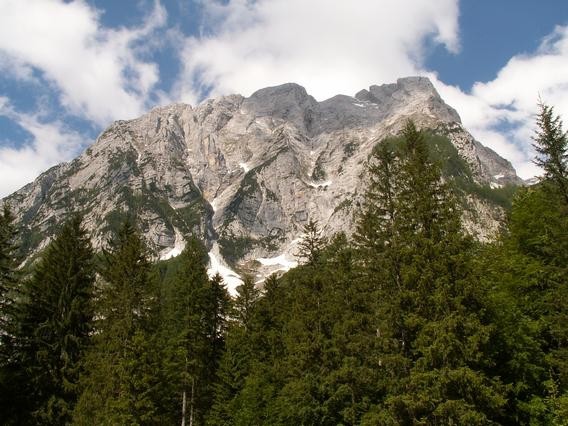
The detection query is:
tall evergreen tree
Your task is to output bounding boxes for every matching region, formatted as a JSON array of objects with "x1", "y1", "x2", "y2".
[
  {"x1": 488, "y1": 103, "x2": 568, "y2": 423},
  {"x1": 356, "y1": 122, "x2": 507, "y2": 424},
  {"x1": 354, "y1": 140, "x2": 401, "y2": 287},
  {"x1": 0, "y1": 205, "x2": 24, "y2": 425},
  {"x1": 0, "y1": 205, "x2": 18, "y2": 330},
  {"x1": 74, "y1": 220, "x2": 160, "y2": 425},
  {"x1": 533, "y1": 102, "x2": 568, "y2": 204},
  {"x1": 208, "y1": 275, "x2": 260, "y2": 426},
  {"x1": 160, "y1": 237, "x2": 229, "y2": 426},
  {"x1": 13, "y1": 215, "x2": 95, "y2": 424},
  {"x1": 296, "y1": 219, "x2": 327, "y2": 265},
  {"x1": 504, "y1": 179, "x2": 568, "y2": 423}
]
